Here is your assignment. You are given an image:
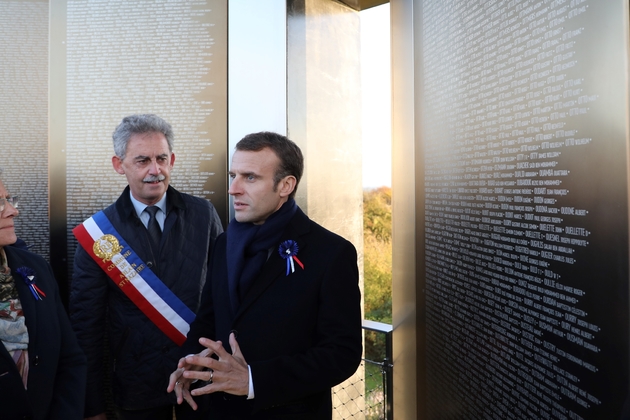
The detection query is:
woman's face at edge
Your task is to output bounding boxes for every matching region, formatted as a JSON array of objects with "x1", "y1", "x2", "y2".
[{"x1": 0, "y1": 179, "x2": 18, "y2": 247}]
